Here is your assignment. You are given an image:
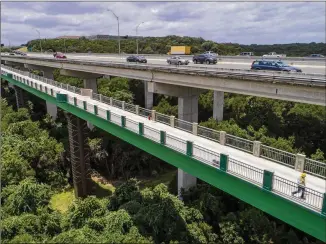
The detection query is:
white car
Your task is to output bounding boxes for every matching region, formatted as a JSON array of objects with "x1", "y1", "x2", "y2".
[
  {"x1": 204, "y1": 51, "x2": 218, "y2": 56},
  {"x1": 262, "y1": 52, "x2": 286, "y2": 58}
]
